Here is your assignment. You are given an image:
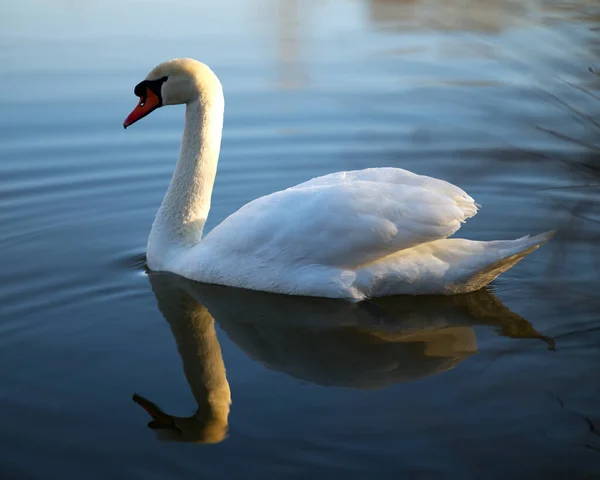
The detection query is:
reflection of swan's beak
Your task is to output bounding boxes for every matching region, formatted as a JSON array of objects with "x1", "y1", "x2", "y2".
[
  {"x1": 132, "y1": 394, "x2": 181, "y2": 433},
  {"x1": 132, "y1": 392, "x2": 229, "y2": 444}
]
